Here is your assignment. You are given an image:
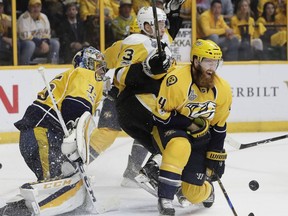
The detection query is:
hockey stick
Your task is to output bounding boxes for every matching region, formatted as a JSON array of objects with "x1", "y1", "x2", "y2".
[
  {"x1": 225, "y1": 134, "x2": 288, "y2": 150},
  {"x1": 151, "y1": 0, "x2": 163, "y2": 55},
  {"x1": 216, "y1": 174, "x2": 238, "y2": 216},
  {"x1": 38, "y1": 66, "x2": 70, "y2": 137},
  {"x1": 38, "y1": 67, "x2": 118, "y2": 213}
]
